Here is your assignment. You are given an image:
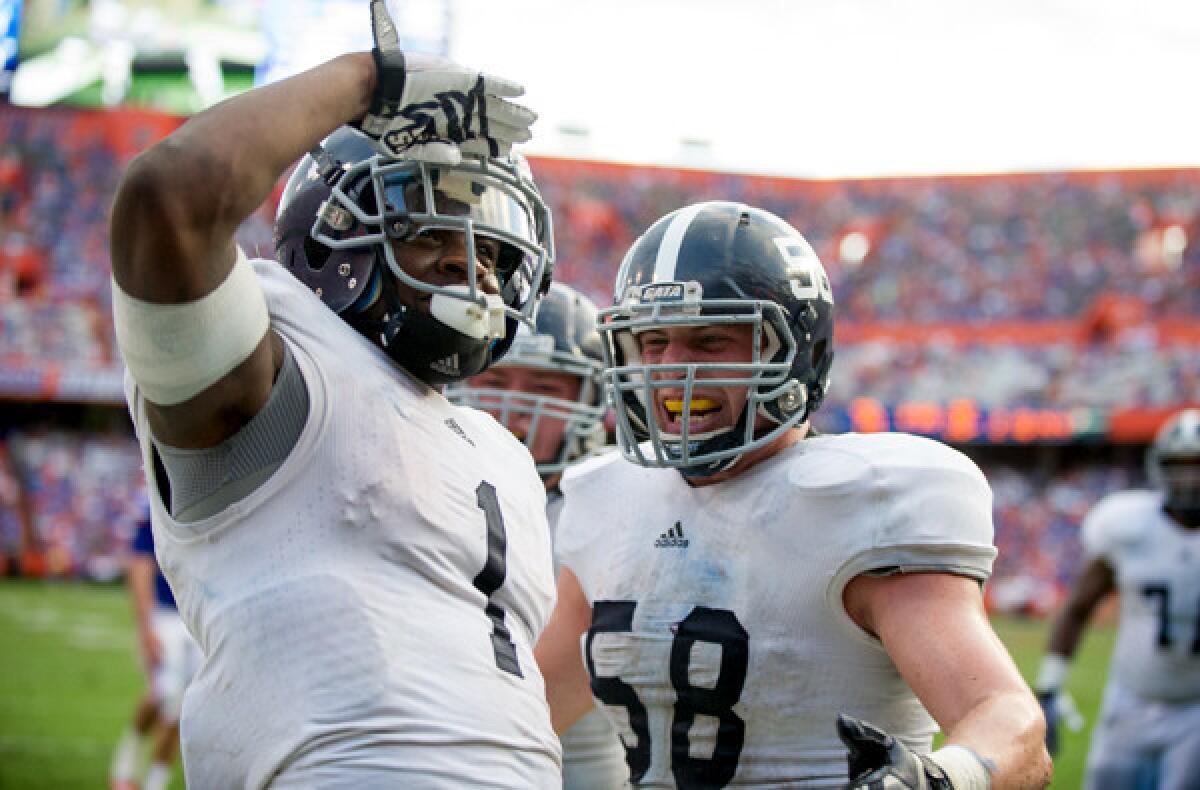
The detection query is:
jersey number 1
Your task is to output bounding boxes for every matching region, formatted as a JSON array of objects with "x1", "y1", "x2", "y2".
[{"x1": 474, "y1": 481, "x2": 522, "y2": 676}]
